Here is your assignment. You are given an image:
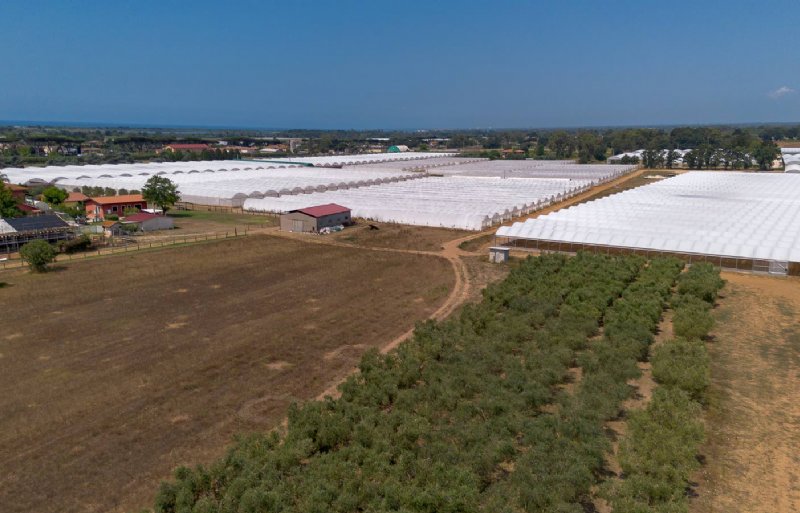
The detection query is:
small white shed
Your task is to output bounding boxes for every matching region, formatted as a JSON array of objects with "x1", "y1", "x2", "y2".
[{"x1": 489, "y1": 246, "x2": 510, "y2": 263}]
